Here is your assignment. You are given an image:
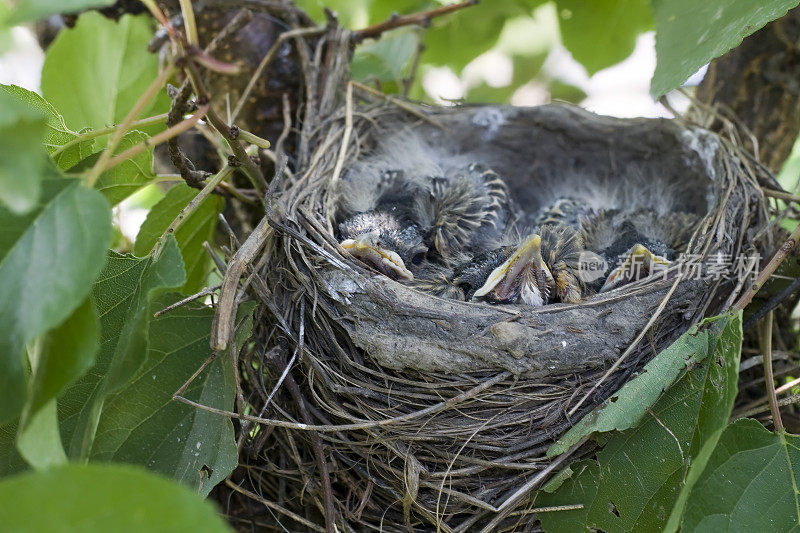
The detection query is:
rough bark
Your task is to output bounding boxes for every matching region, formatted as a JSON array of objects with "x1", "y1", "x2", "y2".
[{"x1": 695, "y1": 7, "x2": 800, "y2": 174}]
